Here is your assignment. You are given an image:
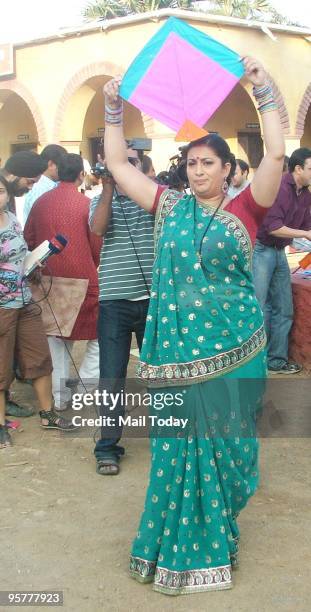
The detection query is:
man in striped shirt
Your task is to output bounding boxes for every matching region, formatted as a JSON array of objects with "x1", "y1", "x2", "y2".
[{"x1": 89, "y1": 148, "x2": 154, "y2": 475}]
